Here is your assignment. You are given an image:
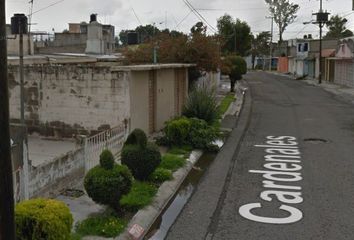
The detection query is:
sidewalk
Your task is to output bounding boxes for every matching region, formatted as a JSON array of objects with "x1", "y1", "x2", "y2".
[{"x1": 303, "y1": 78, "x2": 354, "y2": 104}]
